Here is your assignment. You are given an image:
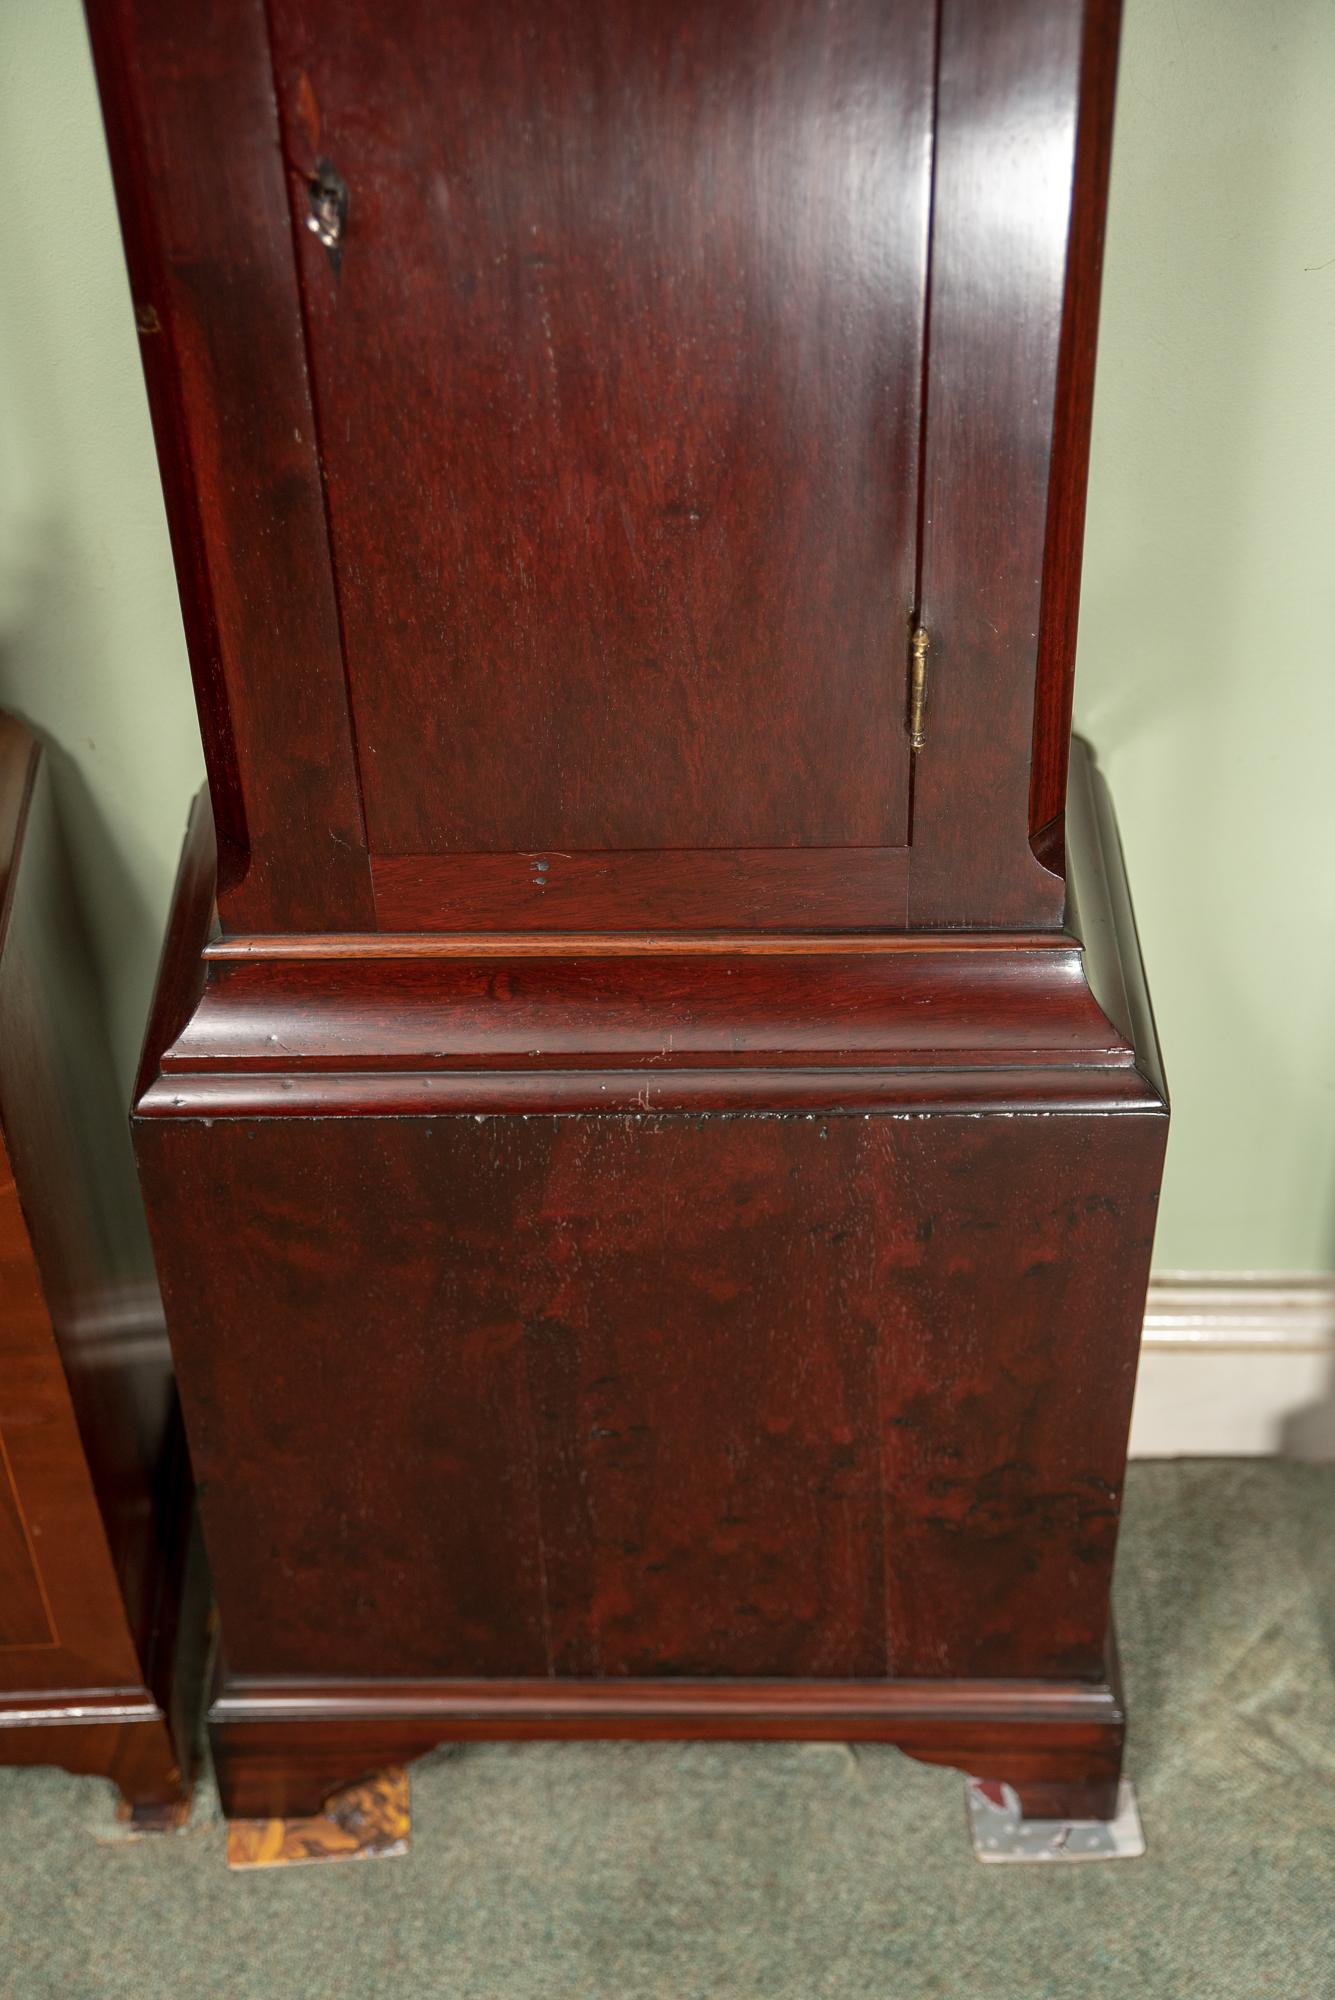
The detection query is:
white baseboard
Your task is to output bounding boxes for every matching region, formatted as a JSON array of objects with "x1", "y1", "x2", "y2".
[{"x1": 1129, "y1": 1274, "x2": 1335, "y2": 1459}]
